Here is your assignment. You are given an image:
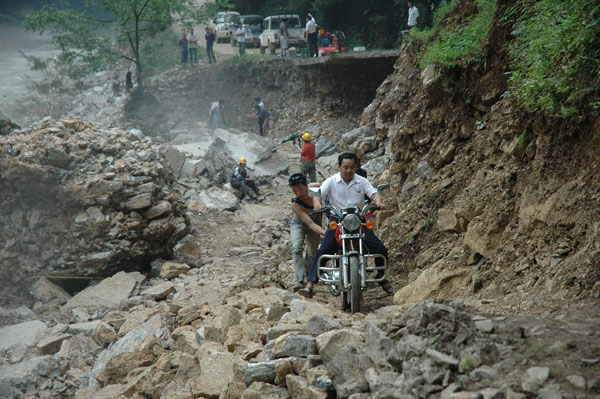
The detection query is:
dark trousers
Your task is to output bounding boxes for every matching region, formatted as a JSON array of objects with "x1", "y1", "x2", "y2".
[
  {"x1": 307, "y1": 228, "x2": 388, "y2": 282},
  {"x1": 180, "y1": 49, "x2": 188, "y2": 64},
  {"x1": 232, "y1": 179, "x2": 258, "y2": 197},
  {"x1": 308, "y1": 32, "x2": 318, "y2": 57},
  {"x1": 189, "y1": 48, "x2": 198, "y2": 64},
  {"x1": 207, "y1": 45, "x2": 216, "y2": 63}
]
